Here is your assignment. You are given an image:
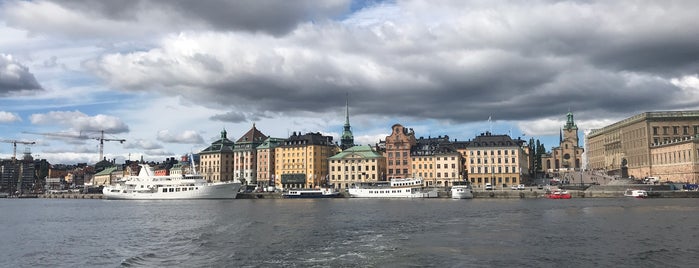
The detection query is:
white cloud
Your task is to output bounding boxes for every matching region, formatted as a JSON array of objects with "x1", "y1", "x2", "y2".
[
  {"x1": 0, "y1": 111, "x2": 21, "y2": 123},
  {"x1": 29, "y1": 110, "x2": 129, "y2": 133},
  {"x1": 156, "y1": 130, "x2": 204, "y2": 144}
]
